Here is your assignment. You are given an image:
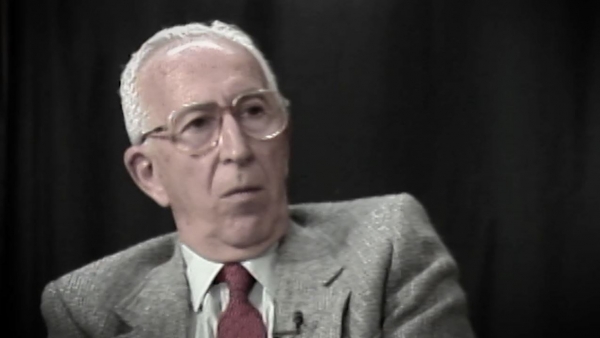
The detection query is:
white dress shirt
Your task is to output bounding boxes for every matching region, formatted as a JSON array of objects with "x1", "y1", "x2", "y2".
[{"x1": 181, "y1": 244, "x2": 277, "y2": 338}]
